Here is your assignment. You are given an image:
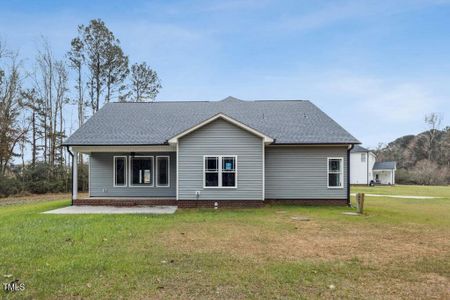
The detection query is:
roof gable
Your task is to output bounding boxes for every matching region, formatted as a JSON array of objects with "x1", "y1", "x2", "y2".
[
  {"x1": 168, "y1": 113, "x2": 274, "y2": 144},
  {"x1": 351, "y1": 145, "x2": 372, "y2": 153}
]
